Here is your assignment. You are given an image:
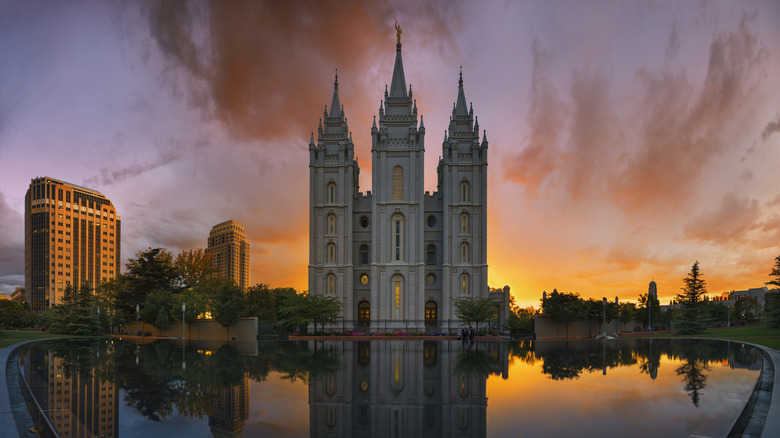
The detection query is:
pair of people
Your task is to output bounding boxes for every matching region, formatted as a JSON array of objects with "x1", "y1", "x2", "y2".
[{"x1": 460, "y1": 327, "x2": 475, "y2": 341}]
